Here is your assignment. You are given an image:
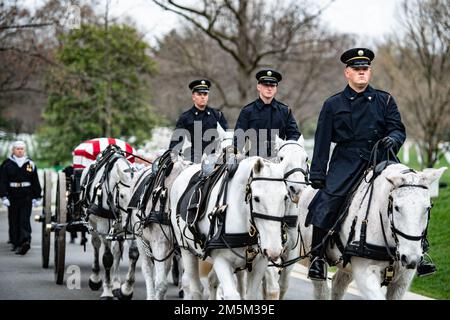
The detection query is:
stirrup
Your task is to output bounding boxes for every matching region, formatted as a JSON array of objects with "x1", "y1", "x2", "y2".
[
  {"x1": 308, "y1": 256, "x2": 327, "y2": 281},
  {"x1": 416, "y1": 254, "x2": 436, "y2": 277}
]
